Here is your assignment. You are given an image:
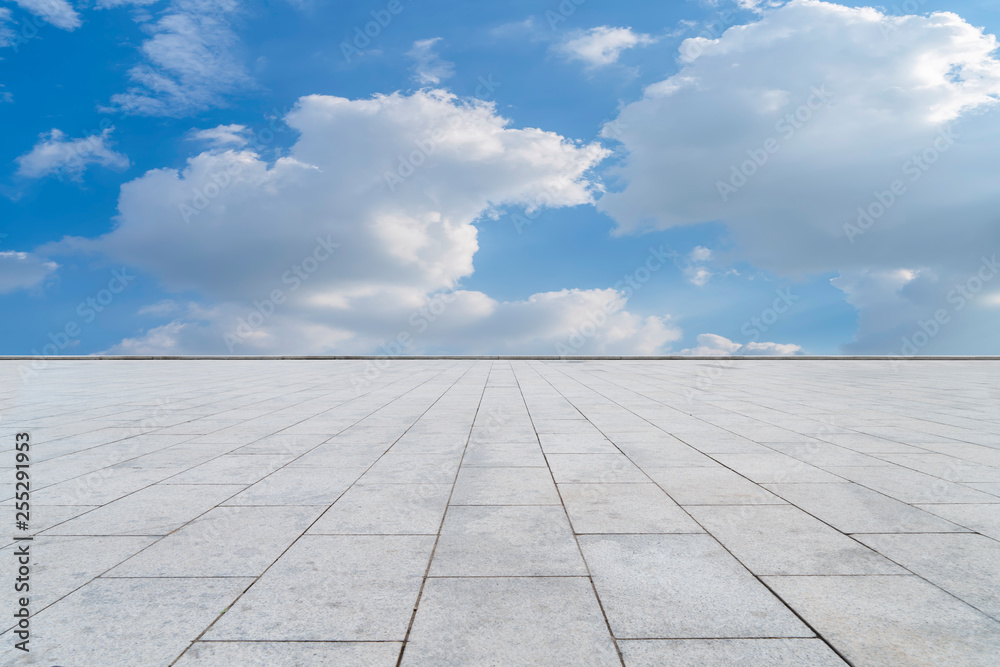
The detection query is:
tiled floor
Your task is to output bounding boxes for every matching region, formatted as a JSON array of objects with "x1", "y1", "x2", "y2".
[{"x1": 2, "y1": 359, "x2": 999, "y2": 665}]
